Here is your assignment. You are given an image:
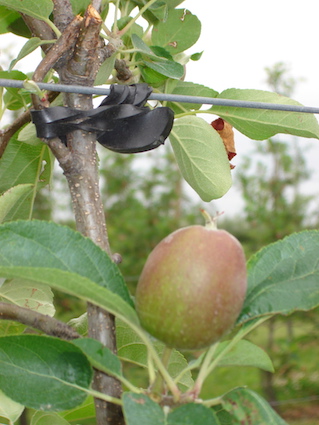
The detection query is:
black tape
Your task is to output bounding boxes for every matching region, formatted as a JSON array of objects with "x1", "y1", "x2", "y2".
[{"x1": 31, "y1": 84, "x2": 174, "y2": 154}]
